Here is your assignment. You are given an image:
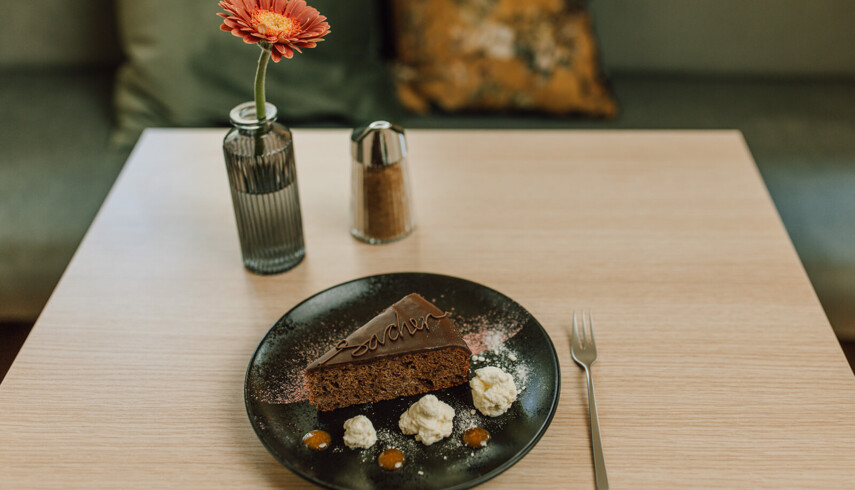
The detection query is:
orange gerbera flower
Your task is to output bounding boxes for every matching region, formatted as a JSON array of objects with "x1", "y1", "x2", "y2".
[{"x1": 218, "y1": 0, "x2": 331, "y2": 61}]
